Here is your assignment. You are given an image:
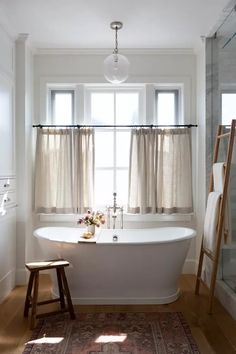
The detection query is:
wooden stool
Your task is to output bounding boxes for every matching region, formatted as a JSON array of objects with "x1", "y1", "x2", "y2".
[{"x1": 24, "y1": 259, "x2": 75, "y2": 329}]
